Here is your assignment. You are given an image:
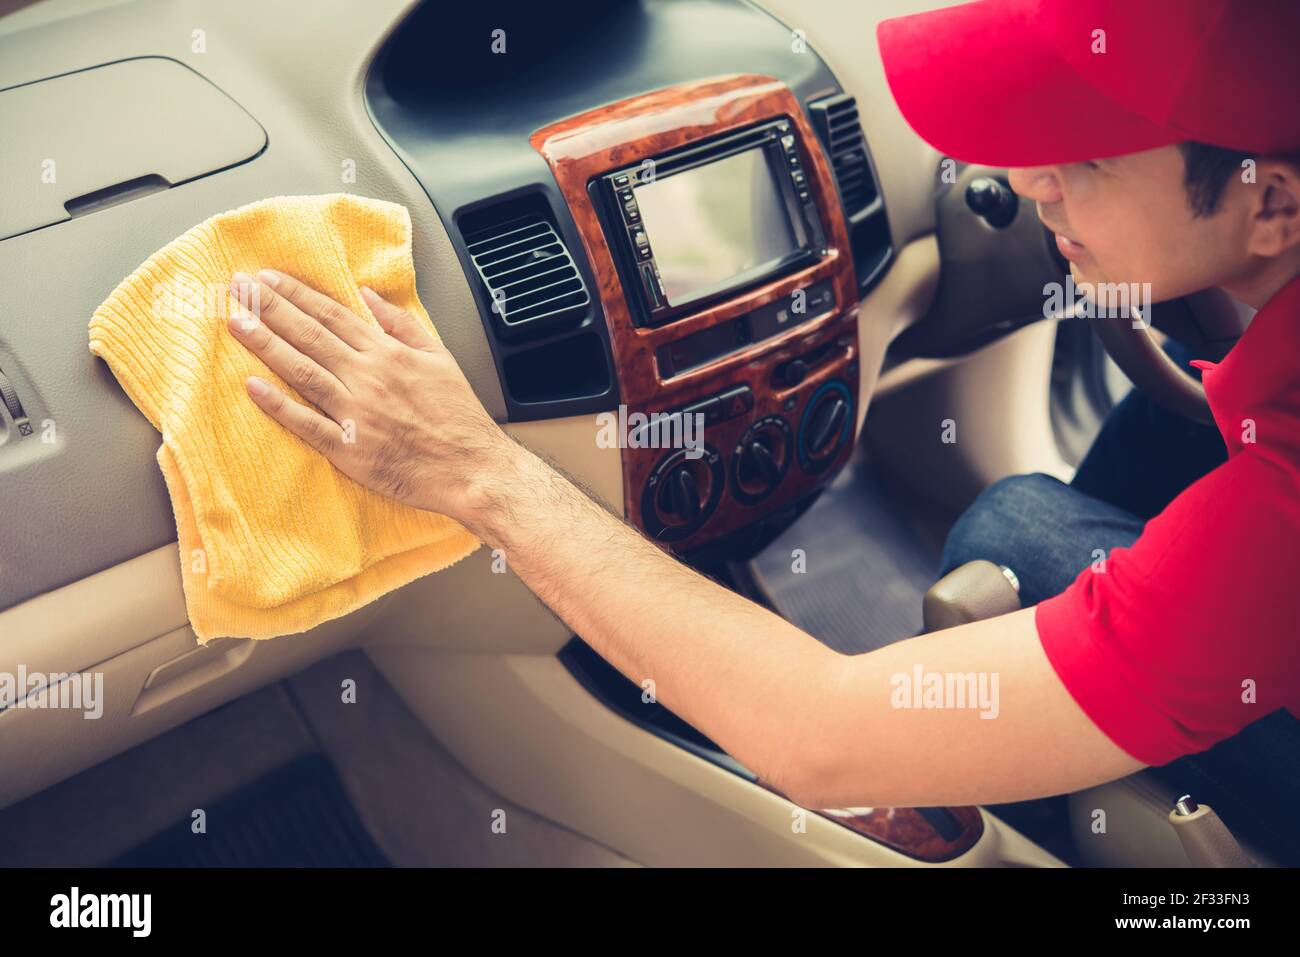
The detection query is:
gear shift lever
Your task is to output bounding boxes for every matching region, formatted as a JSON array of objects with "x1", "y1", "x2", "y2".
[{"x1": 922, "y1": 560, "x2": 1022, "y2": 632}]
